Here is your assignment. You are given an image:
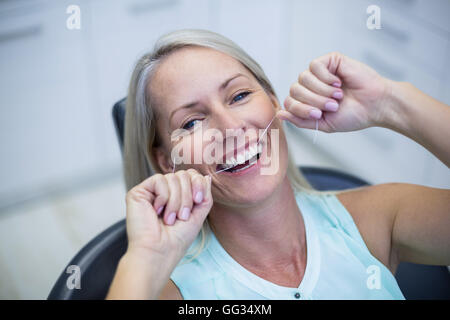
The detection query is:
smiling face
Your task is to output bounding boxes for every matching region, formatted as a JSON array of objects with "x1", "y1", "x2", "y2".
[{"x1": 149, "y1": 46, "x2": 289, "y2": 207}]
